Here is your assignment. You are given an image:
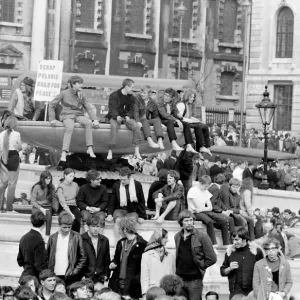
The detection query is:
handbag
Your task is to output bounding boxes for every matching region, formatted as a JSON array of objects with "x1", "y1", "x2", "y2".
[{"x1": 52, "y1": 186, "x2": 63, "y2": 214}]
